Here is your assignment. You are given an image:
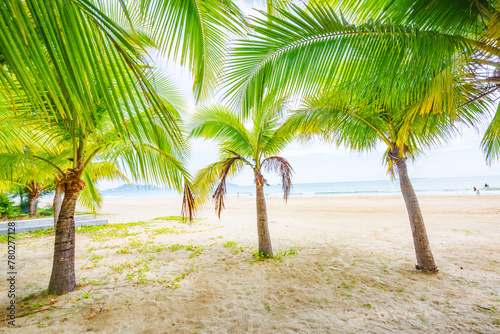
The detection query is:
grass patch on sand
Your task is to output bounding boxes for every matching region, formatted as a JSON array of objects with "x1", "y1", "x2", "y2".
[
  {"x1": 0, "y1": 216, "x2": 197, "y2": 243},
  {"x1": 0, "y1": 220, "x2": 154, "y2": 243},
  {"x1": 152, "y1": 216, "x2": 203, "y2": 224},
  {"x1": 78, "y1": 221, "x2": 151, "y2": 242},
  {"x1": 252, "y1": 249, "x2": 298, "y2": 260},
  {"x1": 149, "y1": 226, "x2": 189, "y2": 236},
  {"x1": 0, "y1": 228, "x2": 54, "y2": 243}
]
